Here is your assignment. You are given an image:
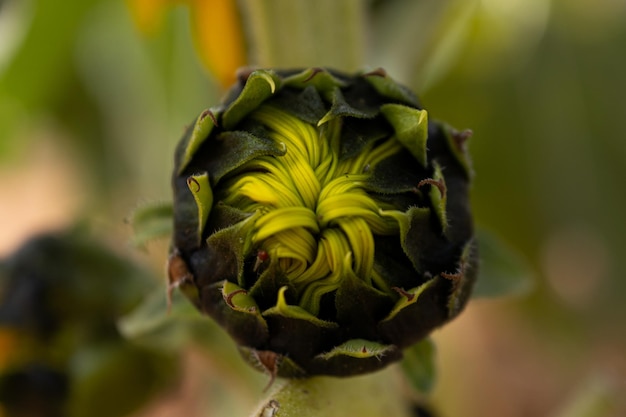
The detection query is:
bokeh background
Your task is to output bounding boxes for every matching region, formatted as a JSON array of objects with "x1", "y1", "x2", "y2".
[{"x1": 1, "y1": 0, "x2": 625, "y2": 416}]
